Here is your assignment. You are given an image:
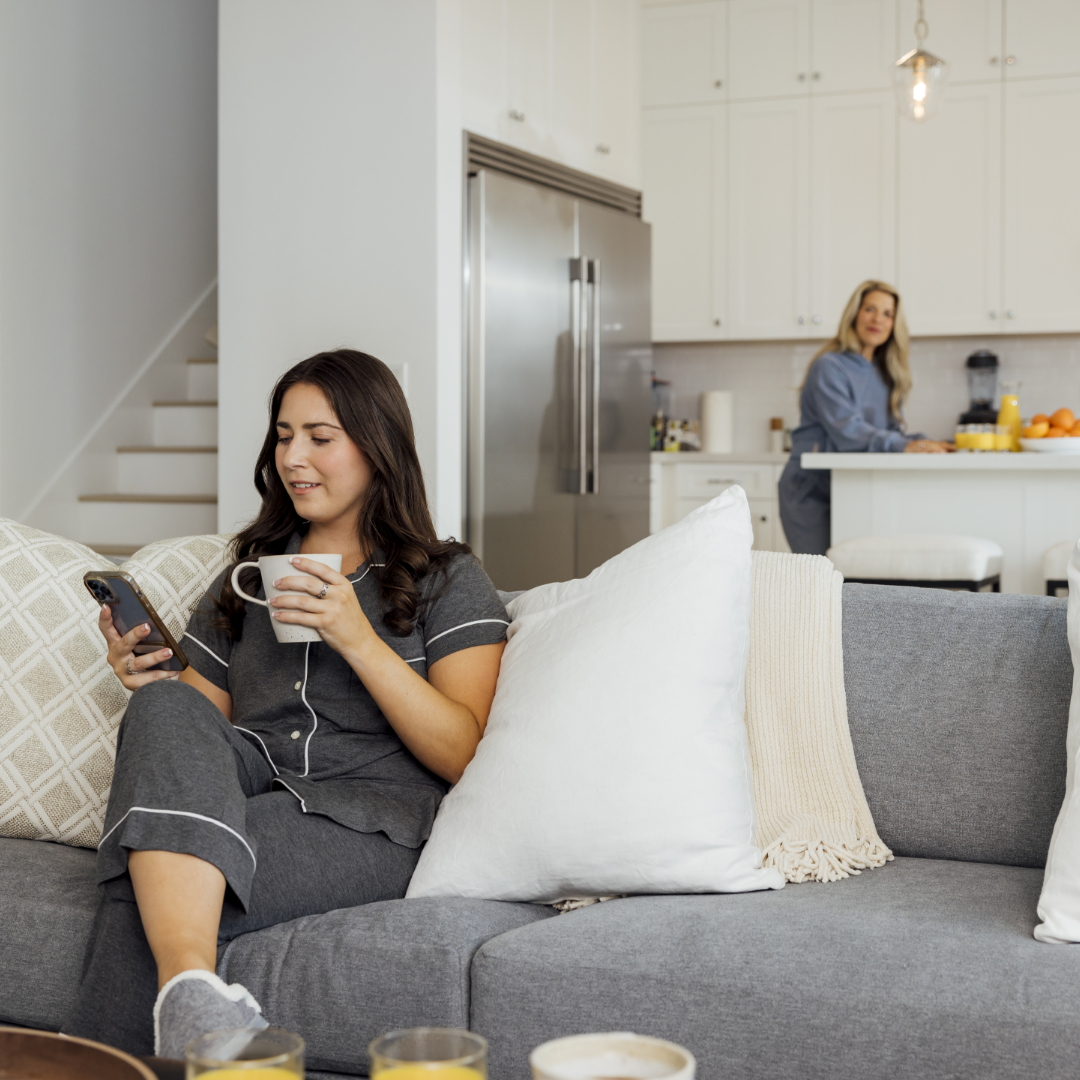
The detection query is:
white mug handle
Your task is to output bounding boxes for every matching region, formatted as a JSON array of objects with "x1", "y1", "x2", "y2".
[{"x1": 231, "y1": 561, "x2": 269, "y2": 607}]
